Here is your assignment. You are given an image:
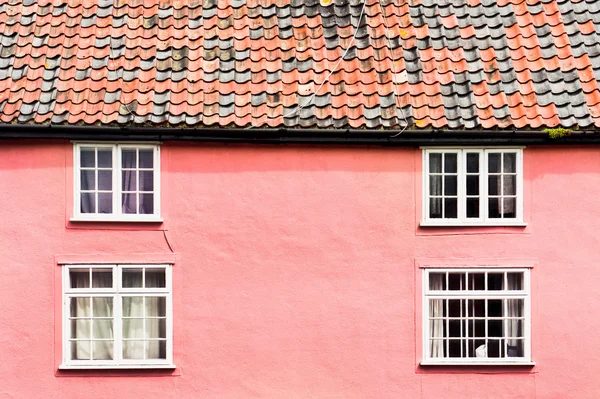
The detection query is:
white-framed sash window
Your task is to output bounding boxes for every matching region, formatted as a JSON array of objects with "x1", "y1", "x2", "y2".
[
  {"x1": 73, "y1": 143, "x2": 161, "y2": 222},
  {"x1": 61, "y1": 264, "x2": 173, "y2": 369},
  {"x1": 422, "y1": 148, "x2": 524, "y2": 226}
]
